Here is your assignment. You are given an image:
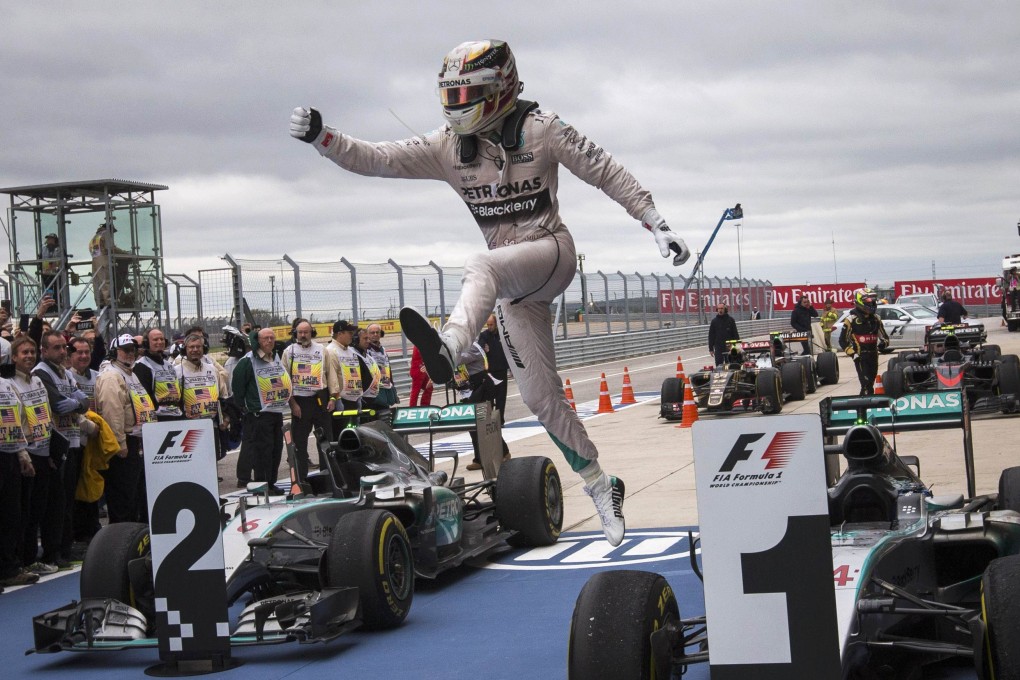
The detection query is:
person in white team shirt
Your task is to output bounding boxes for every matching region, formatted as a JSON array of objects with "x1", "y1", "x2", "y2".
[
  {"x1": 281, "y1": 319, "x2": 337, "y2": 480},
  {"x1": 291, "y1": 39, "x2": 691, "y2": 546}
]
